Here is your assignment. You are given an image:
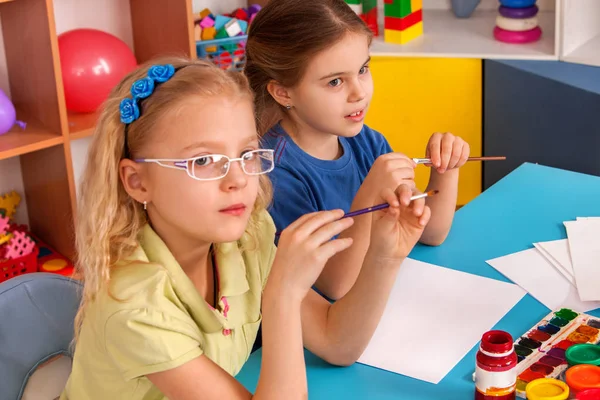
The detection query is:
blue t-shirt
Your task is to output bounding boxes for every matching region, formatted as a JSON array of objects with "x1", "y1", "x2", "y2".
[{"x1": 262, "y1": 123, "x2": 393, "y2": 239}]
